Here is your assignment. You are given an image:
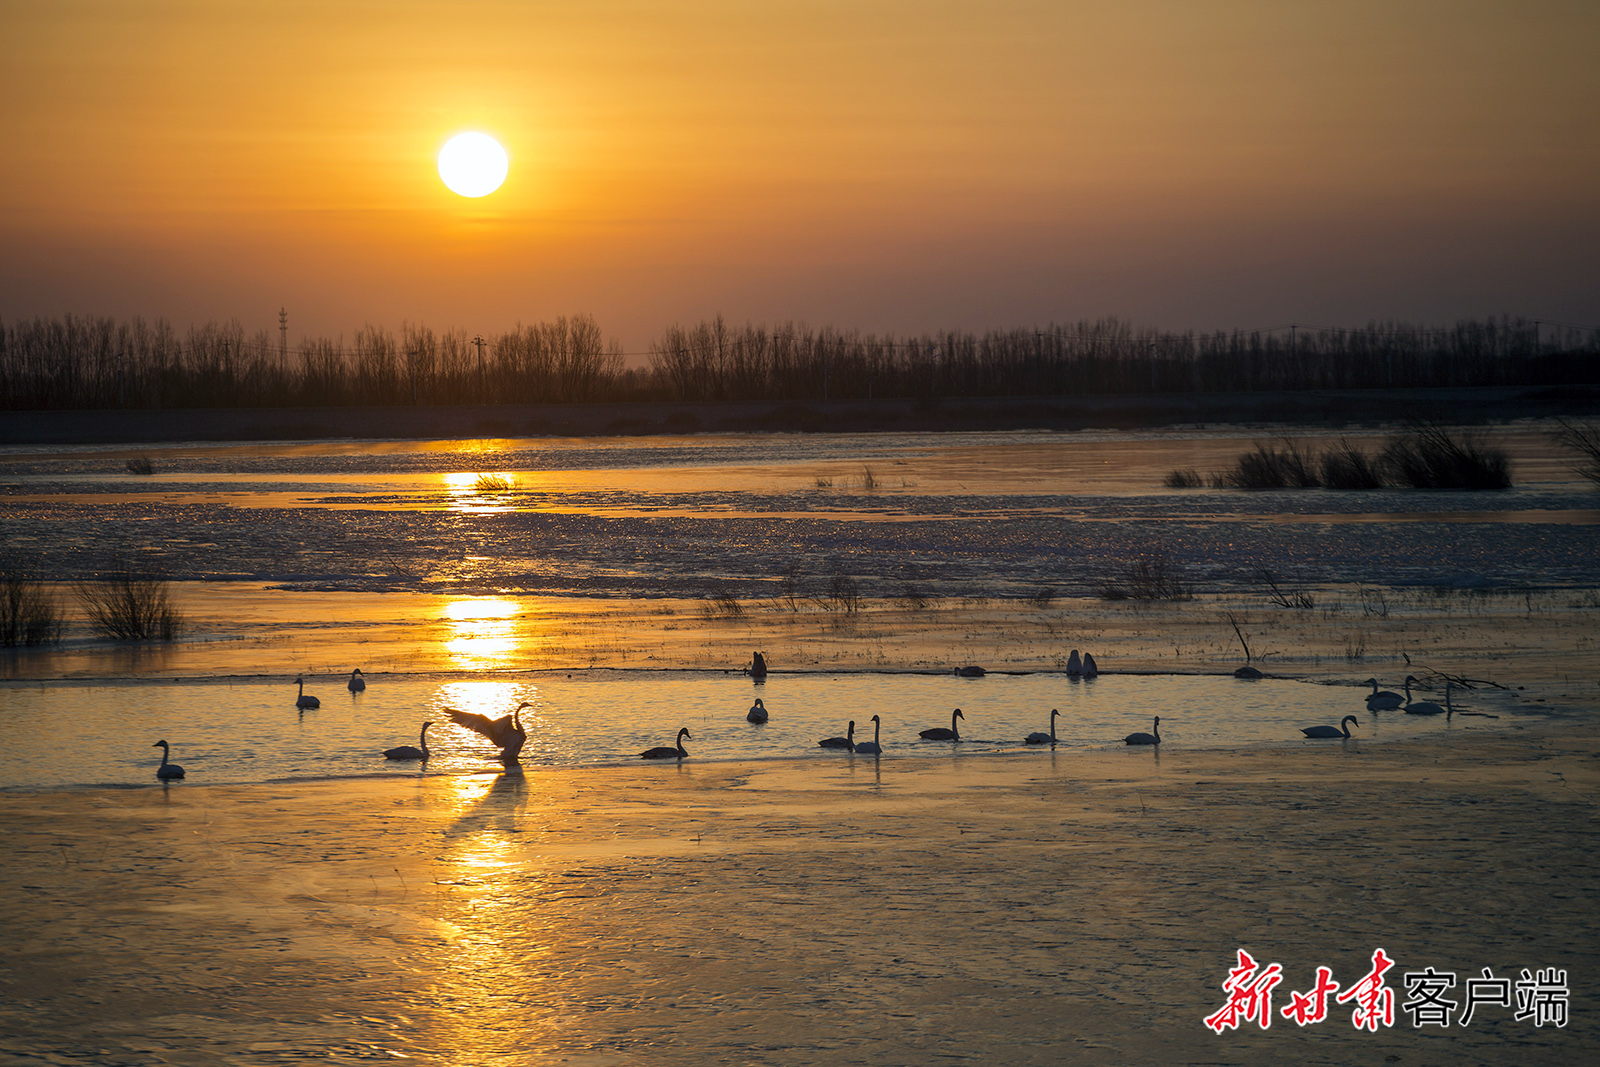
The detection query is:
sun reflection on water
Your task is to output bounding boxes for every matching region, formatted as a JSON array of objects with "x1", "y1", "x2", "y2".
[
  {"x1": 442, "y1": 598, "x2": 525, "y2": 670},
  {"x1": 443, "y1": 471, "x2": 519, "y2": 513}
]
